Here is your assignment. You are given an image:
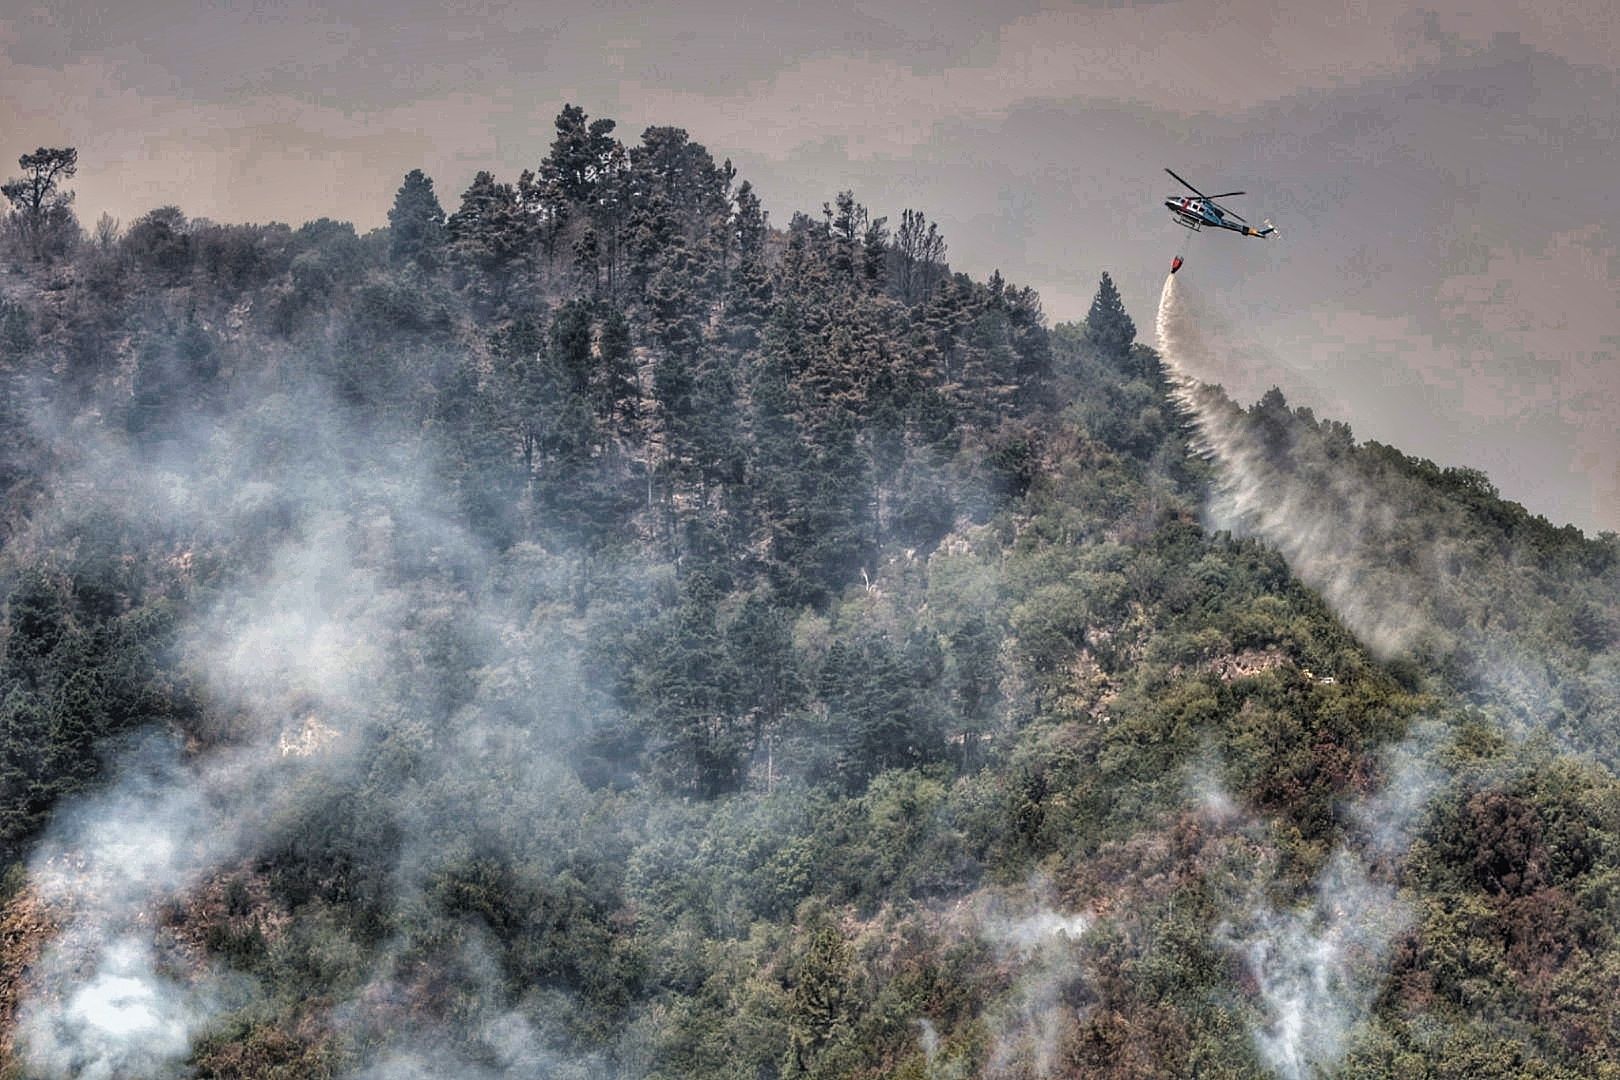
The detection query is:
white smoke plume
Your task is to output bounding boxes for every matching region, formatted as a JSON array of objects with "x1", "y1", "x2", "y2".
[
  {"x1": 1155, "y1": 274, "x2": 1435, "y2": 659},
  {"x1": 1222, "y1": 849, "x2": 1406, "y2": 1080},
  {"x1": 16, "y1": 734, "x2": 275, "y2": 1079},
  {"x1": 915, "y1": 1015, "x2": 972, "y2": 1080},
  {"x1": 916, "y1": 1017, "x2": 941, "y2": 1067},
  {"x1": 1237, "y1": 728, "x2": 1473, "y2": 1075},
  {"x1": 1159, "y1": 278, "x2": 1476, "y2": 1076},
  {"x1": 977, "y1": 886, "x2": 1093, "y2": 1078},
  {"x1": 21, "y1": 935, "x2": 220, "y2": 1080},
  {"x1": 346, "y1": 936, "x2": 616, "y2": 1080},
  {"x1": 1350, "y1": 721, "x2": 1448, "y2": 860},
  {"x1": 6, "y1": 375, "x2": 616, "y2": 1077},
  {"x1": 1153, "y1": 273, "x2": 1619, "y2": 758},
  {"x1": 13, "y1": 452, "x2": 415, "y2": 1073},
  {"x1": 1203, "y1": 735, "x2": 1442, "y2": 1080}
]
